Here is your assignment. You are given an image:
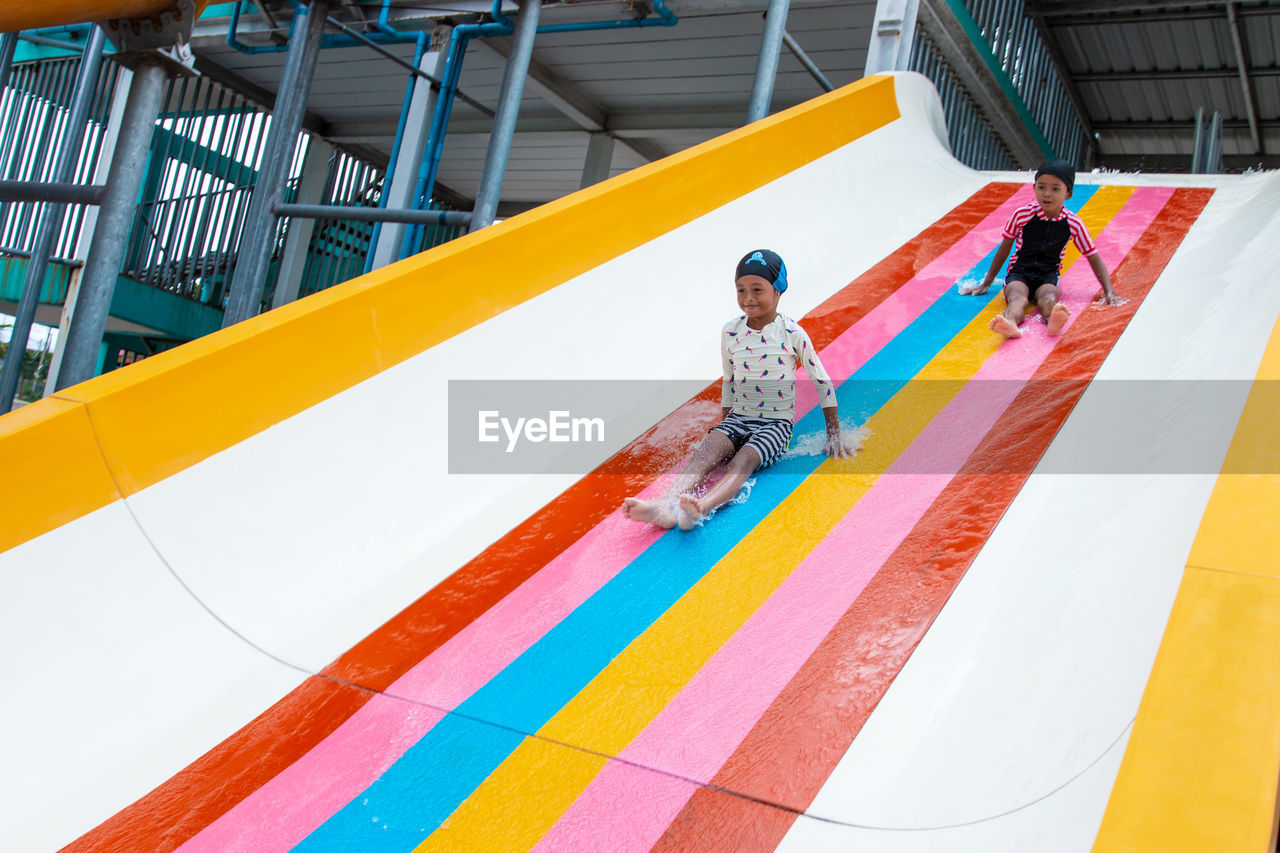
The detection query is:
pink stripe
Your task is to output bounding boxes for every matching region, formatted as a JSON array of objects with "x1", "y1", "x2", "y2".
[
  {"x1": 182, "y1": 186, "x2": 1036, "y2": 852},
  {"x1": 535, "y1": 186, "x2": 1171, "y2": 852},
  {"x1": 179, "y1": 499, "x2": 668, "y2": 851}
]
